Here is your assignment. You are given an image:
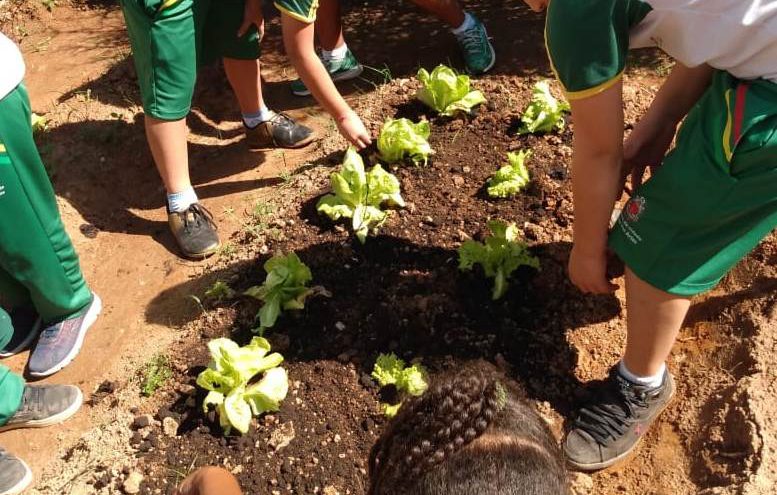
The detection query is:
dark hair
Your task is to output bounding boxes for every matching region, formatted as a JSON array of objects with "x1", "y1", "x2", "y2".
[{"x1": 368, "y1": 362, "x2": 569, "y2": 495}]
